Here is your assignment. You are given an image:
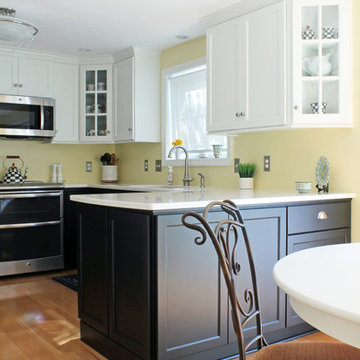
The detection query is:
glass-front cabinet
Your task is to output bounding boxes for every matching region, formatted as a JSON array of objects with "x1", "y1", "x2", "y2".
[
  {"x1": 80, "y1": 65, "x2": 112, "y2": 142},
  {"x1": 292, "y1": 0, "x2": 352, "y2": 127}
]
